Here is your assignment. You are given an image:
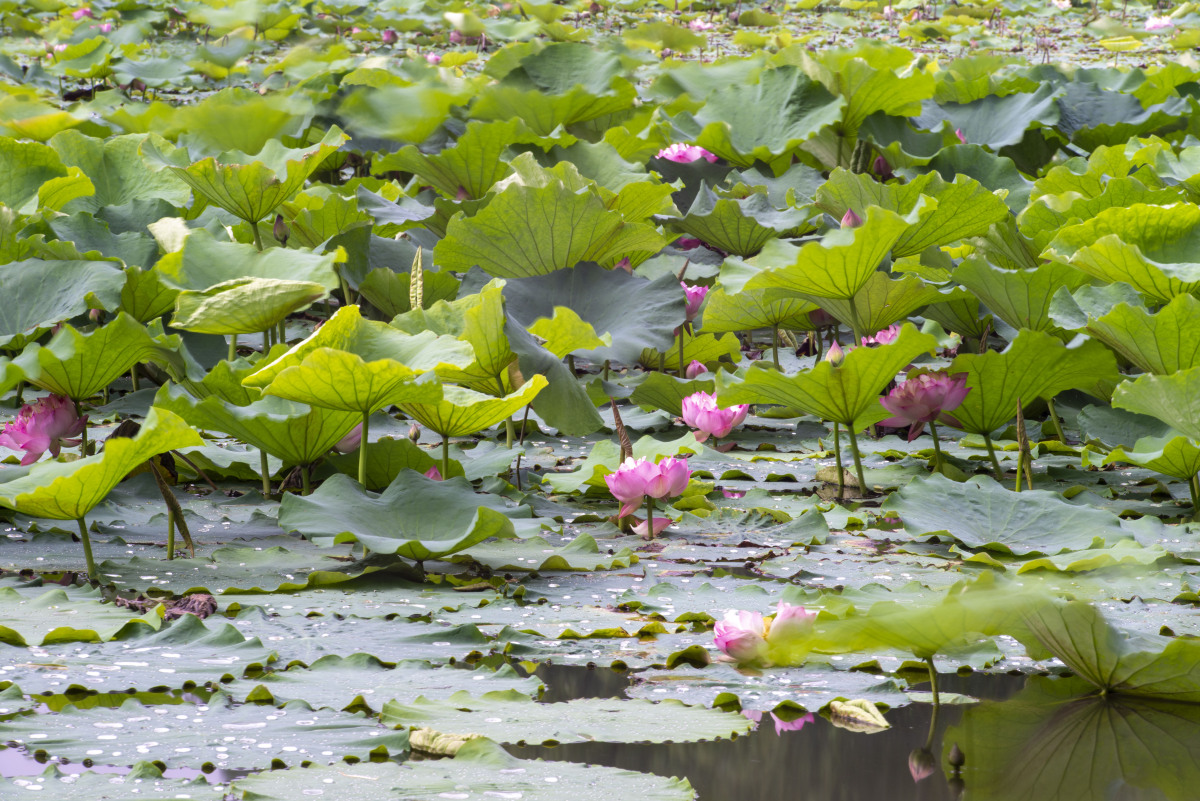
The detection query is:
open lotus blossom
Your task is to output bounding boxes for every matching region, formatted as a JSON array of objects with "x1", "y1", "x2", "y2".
[
  {"x1": 861, "y1": 324, "x2": 902, "y2": 346},
  {"x1": 72, "y1": 6, "x2": 93, "y2": 19},
  {"x1": 688, "y1": 18, "x2": 714, "y2": 30},
  {"x1": 0, "y1": 395, "x2": 86, "y2": 465},
  {"x1": 681, "y1": 391, "x2": 748, "y2": 442},
  {"x1": 879, "y1": 371, "x2": 971, "y2": 441},
  {"x1": 714, "y1": 602, "x2": 815, "y2": 665},
  {"x1": 840, "y1": 209, "x2": 862, "y2": 228},
  {"x1": 1146, "y1": 15, "x2": 1174, "y2": 30},
  {"x1": 657, "y1": 143, "x2": 718, "y2": 164},
  {"x1": 333, "y1": 424, "x2": 362, "y2": 453},
  {"x1": 682, "y1": 282, "x2": 709, "y2": 321},
  {"x1": 425, "y1": 52, "x2": 441, "y2": 64},
  {"x1": 604, "y1": 456, "x2": 690, "y2": 538}
]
